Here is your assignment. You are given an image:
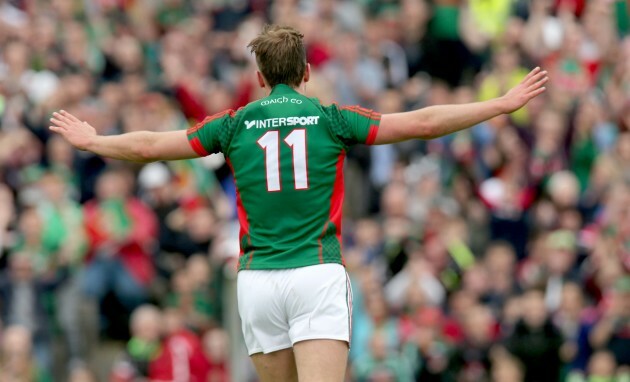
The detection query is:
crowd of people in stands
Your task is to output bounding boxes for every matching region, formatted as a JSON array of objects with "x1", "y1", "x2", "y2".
[{"x1": 0, "y1": 0, "x2": 628, "y2": 381}]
